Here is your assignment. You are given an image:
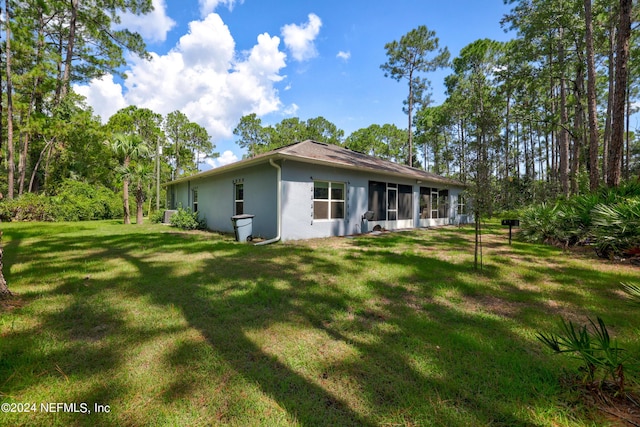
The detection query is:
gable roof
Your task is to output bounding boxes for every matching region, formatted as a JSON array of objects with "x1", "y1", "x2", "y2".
[{"x1": 168, "y1": 140, "x2": 465, "y2": 187}]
